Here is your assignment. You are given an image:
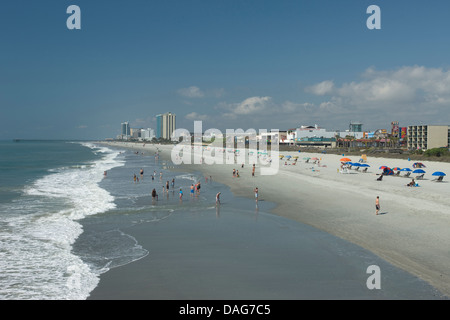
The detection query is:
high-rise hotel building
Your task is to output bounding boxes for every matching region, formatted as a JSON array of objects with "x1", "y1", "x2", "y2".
[
  {"x1": 121, "y1": 121, "x2": 130, "y2": 138},
  {"x1": 156, "y1": 112, "x2": 176, "y2": 140}
]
